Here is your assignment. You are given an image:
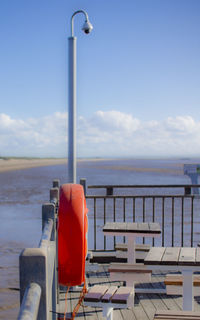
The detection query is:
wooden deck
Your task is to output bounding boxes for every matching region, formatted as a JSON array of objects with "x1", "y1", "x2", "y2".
[{"x1": 57, "y1": 263, "x2": 200, "y2": 320}]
